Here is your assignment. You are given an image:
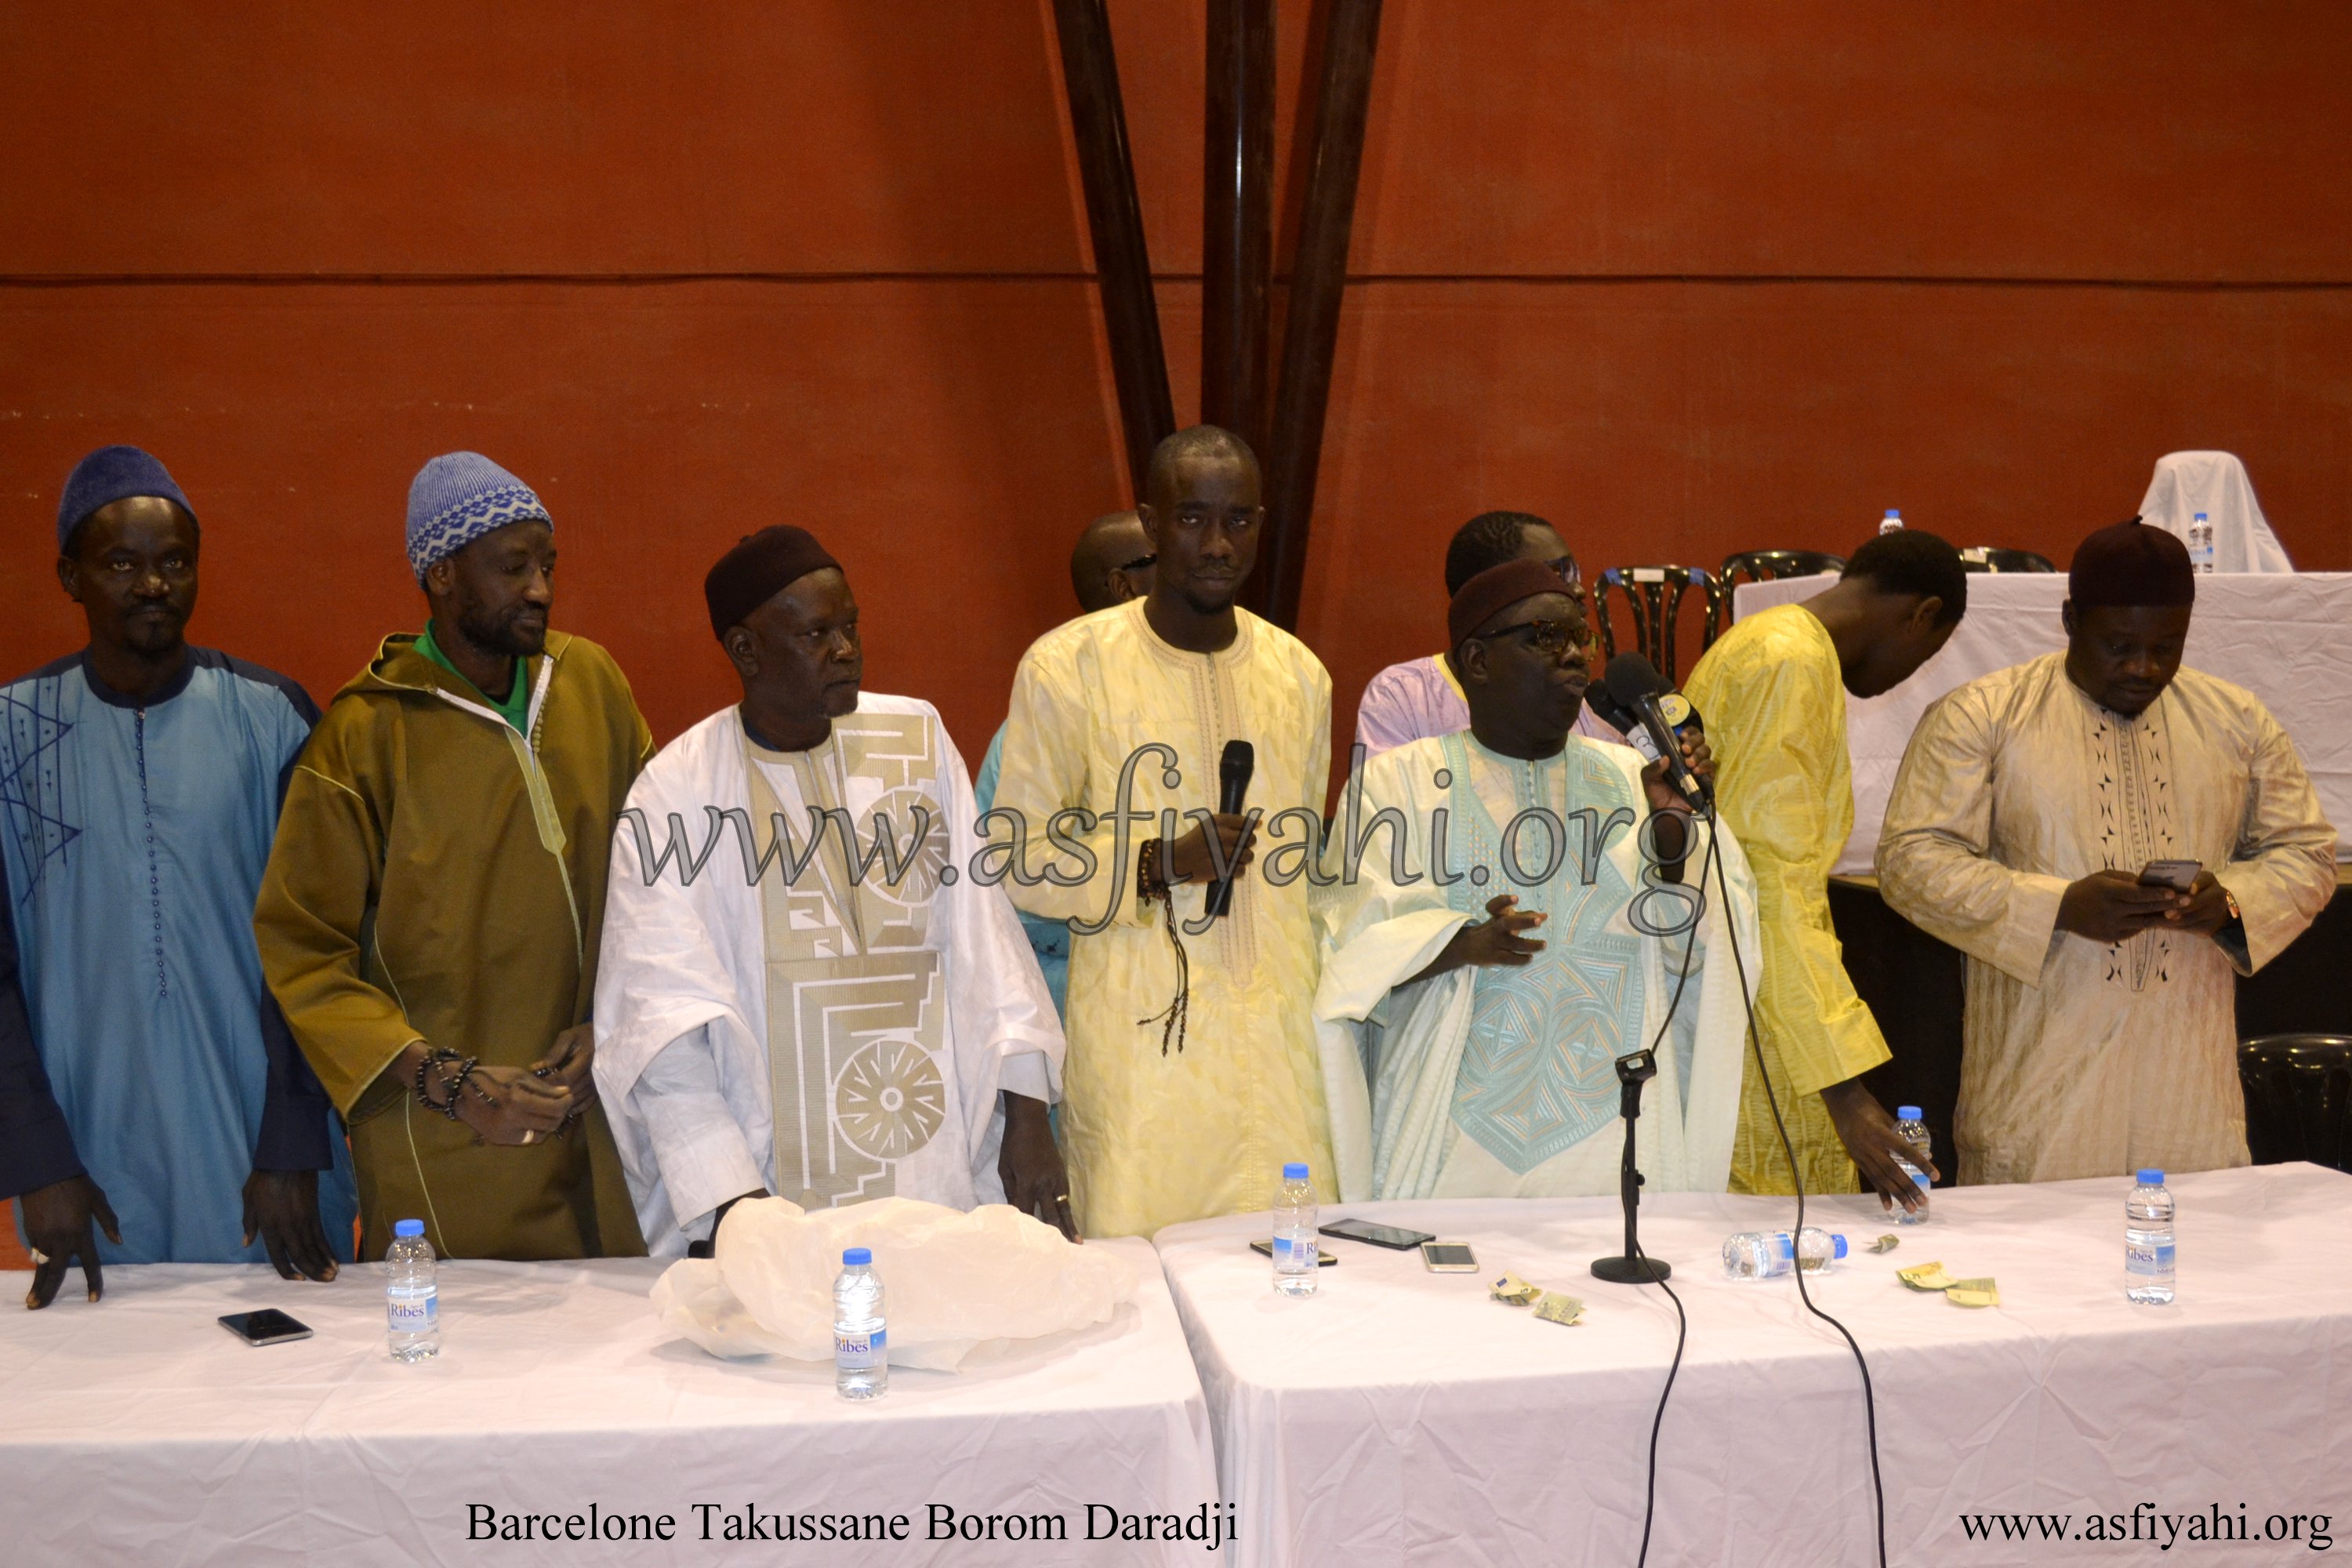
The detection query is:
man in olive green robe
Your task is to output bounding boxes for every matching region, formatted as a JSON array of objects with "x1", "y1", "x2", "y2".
[{"x1": 256, "y1": 453, "x2": 648, "y2": 1260}]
